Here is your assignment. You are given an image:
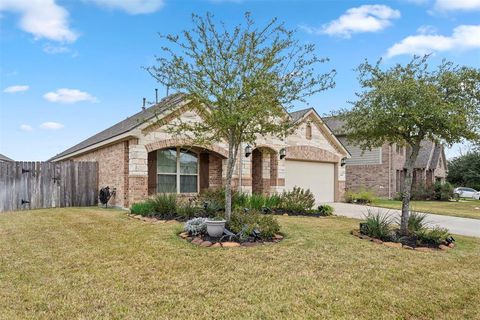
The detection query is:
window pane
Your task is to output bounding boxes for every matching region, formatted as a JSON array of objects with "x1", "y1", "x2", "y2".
[
  {"x1": 157, "y1": 175, "x2": 176, "y2": 193},
  {"x1": 180, "y1": 150, "x2": 198, "y2": 174},
  {"x1": 157, "y1": 149, "x2": 177, "y2": 173},
  {"x1": 180, "y1": 175, "x2": 197, "y2": 193}
]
